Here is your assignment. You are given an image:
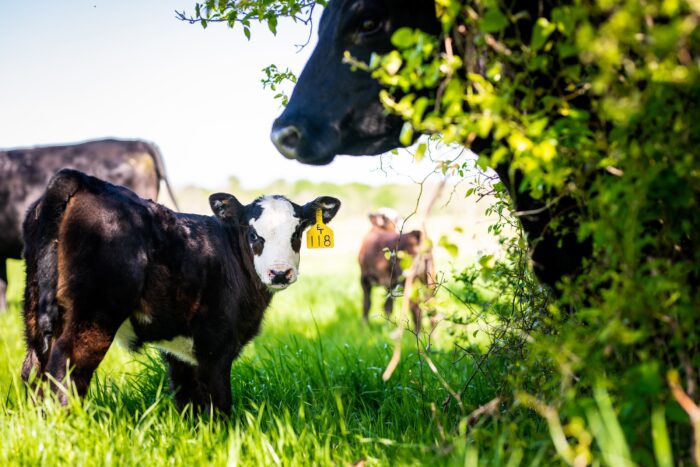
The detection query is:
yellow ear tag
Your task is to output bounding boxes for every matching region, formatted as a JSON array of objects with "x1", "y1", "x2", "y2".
[{"x1": 306, "y1": 208, "x2": 334, "y2": 249}]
